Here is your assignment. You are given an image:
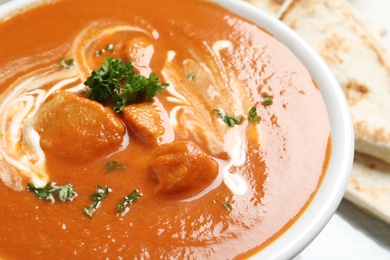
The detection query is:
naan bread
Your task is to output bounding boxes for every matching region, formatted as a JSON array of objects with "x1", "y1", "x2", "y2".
[
  {"x1": 345, "y1": 152, "x2": 390, "y2": 225},
  {"x1": 246, "y1": 0, "x2": 390, "y2": 224},
  {"x1": 244, "y1": 0, "x2": 293, "y2": 18},
  {"x1": 279, "y1": 0, "x2": 390, "y2": 165}
]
